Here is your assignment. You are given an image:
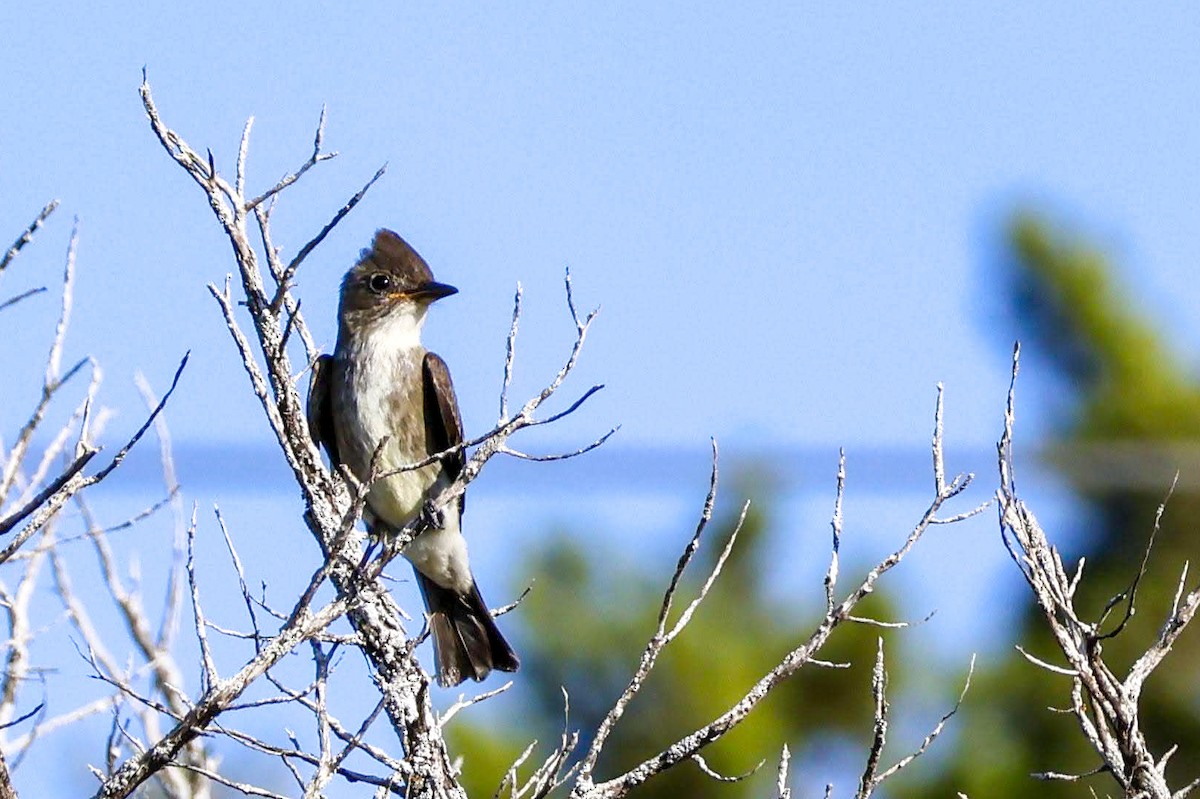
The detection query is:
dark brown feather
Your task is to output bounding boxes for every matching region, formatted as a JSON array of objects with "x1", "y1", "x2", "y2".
[
  {"x1": 419, "y1": 351, "x2": 522, "y2": 685},
  {"x1": 416, "y1": 571, "x2": 521, "y2": 687},
  {"x1": 338, "y1": 230, "x2": 444, "y2": 323},
  {"x1": 422, "y1": 352, "x2": 465, "y2": 482},
  {"x1": 306, "y1": 354, "x2": 341, "y2": 467},
  {"x1": 368, "y1": 229, "x2": 436, "y2": 284}
]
